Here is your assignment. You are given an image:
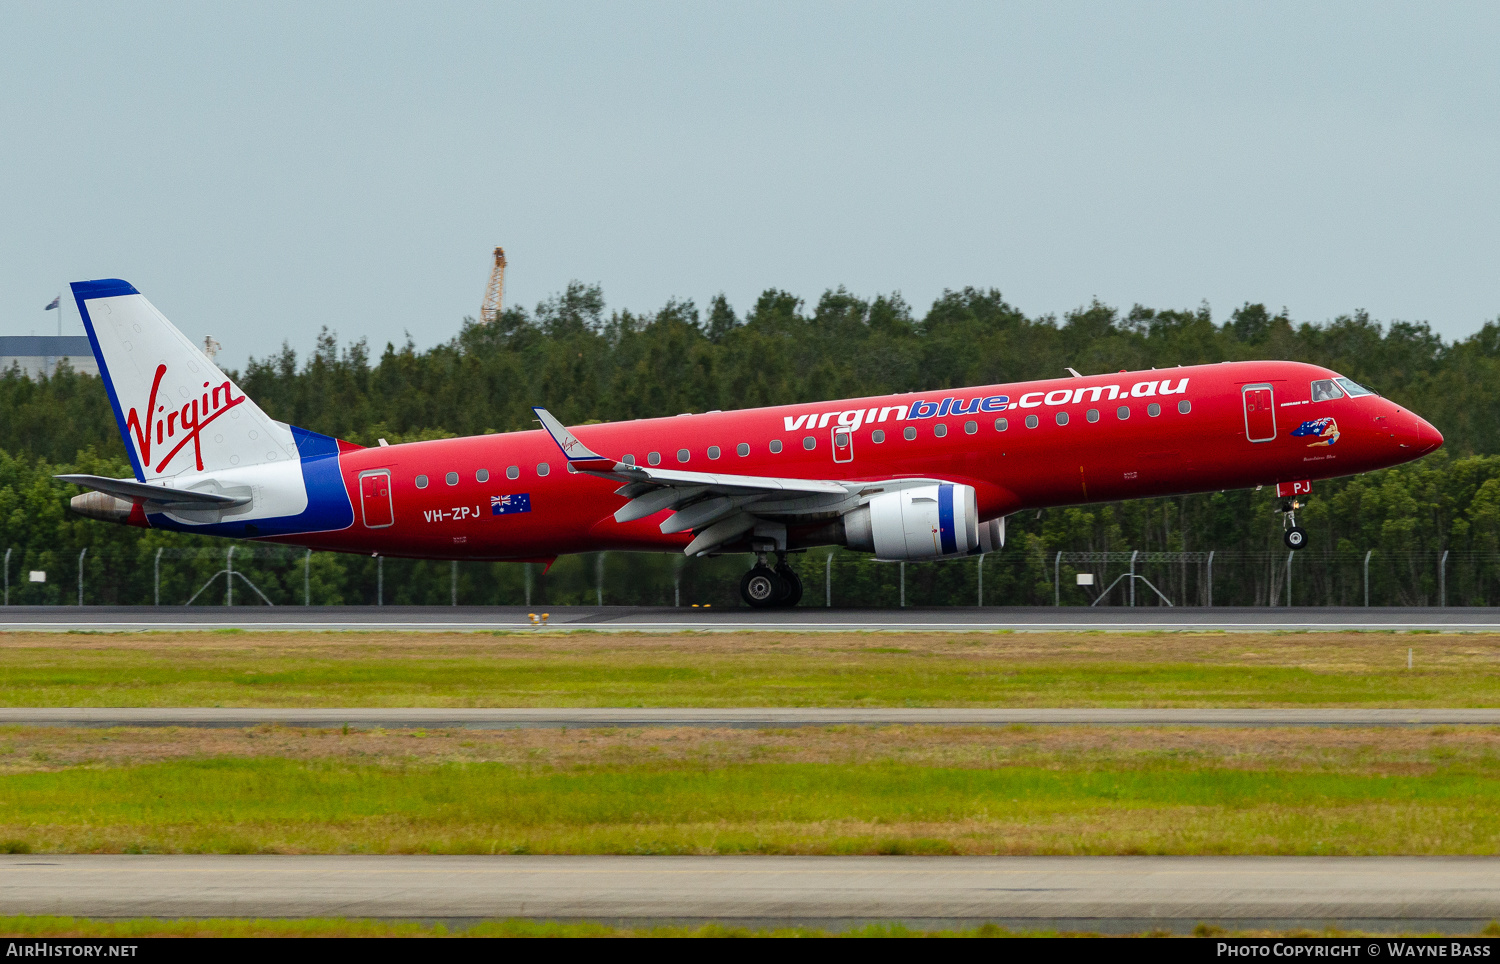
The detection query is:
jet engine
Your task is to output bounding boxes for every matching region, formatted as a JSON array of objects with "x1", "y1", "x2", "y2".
[{"x1": 842, "y1": 483, "x2": 1003, "y2": 560}]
